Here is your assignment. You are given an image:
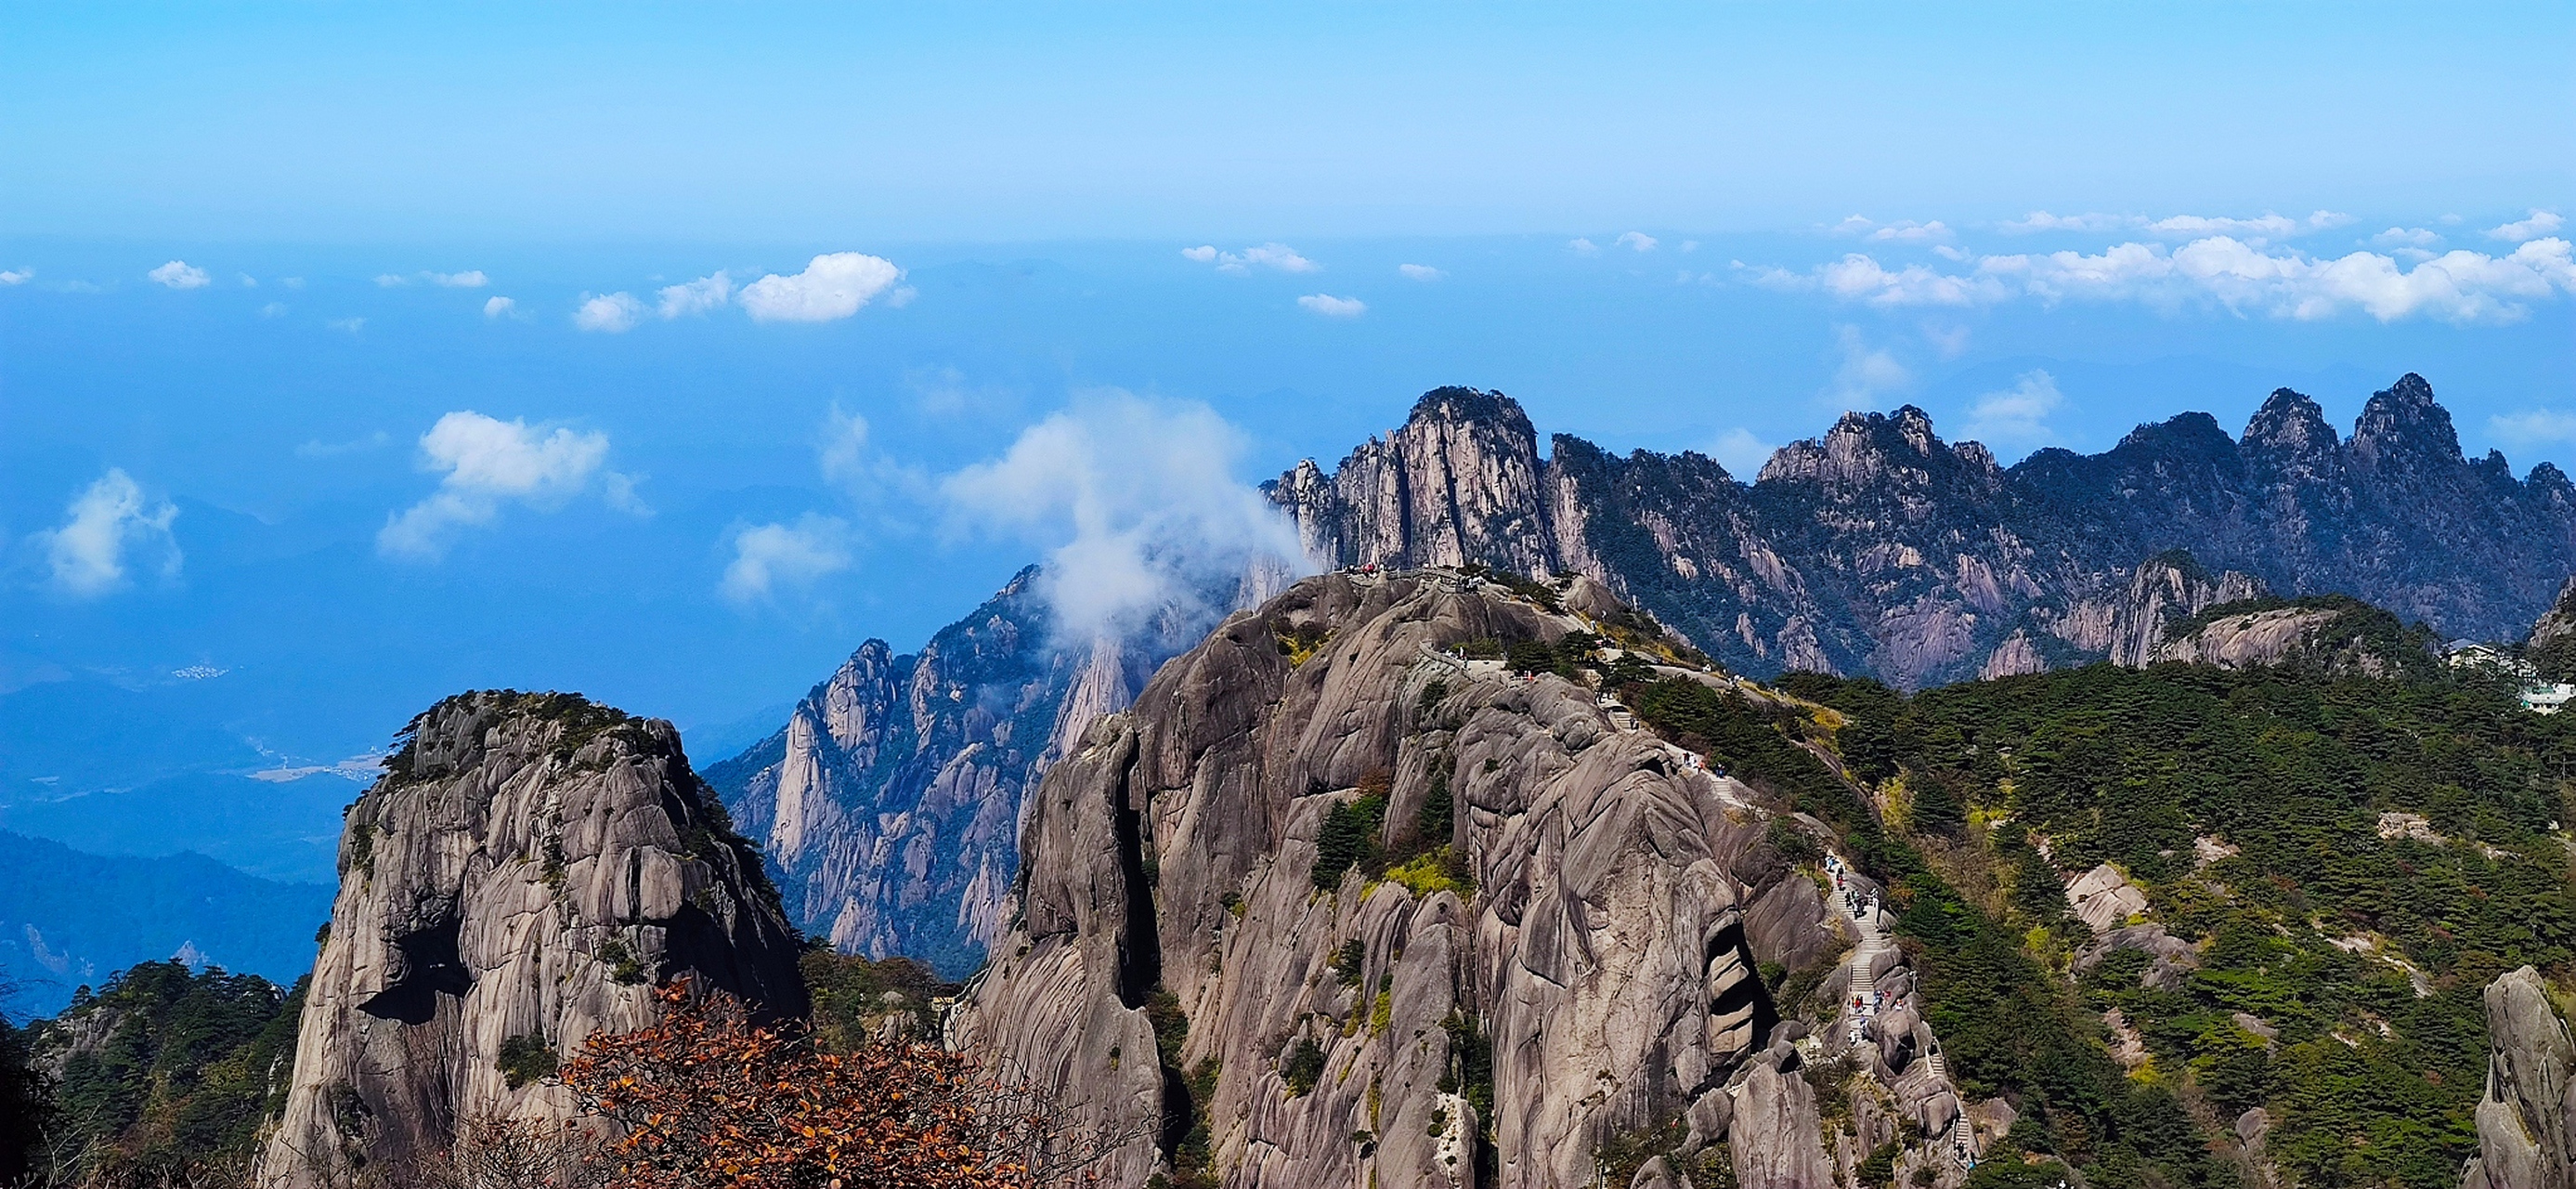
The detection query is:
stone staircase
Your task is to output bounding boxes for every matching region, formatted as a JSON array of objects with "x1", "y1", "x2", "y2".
[
  {"x1": 1917, "y1": 1048, "x2": 1976, "y2": 1167},
  {"x1": 1828, "y1": 853, "x2": 1977, "y2": 1170}
]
